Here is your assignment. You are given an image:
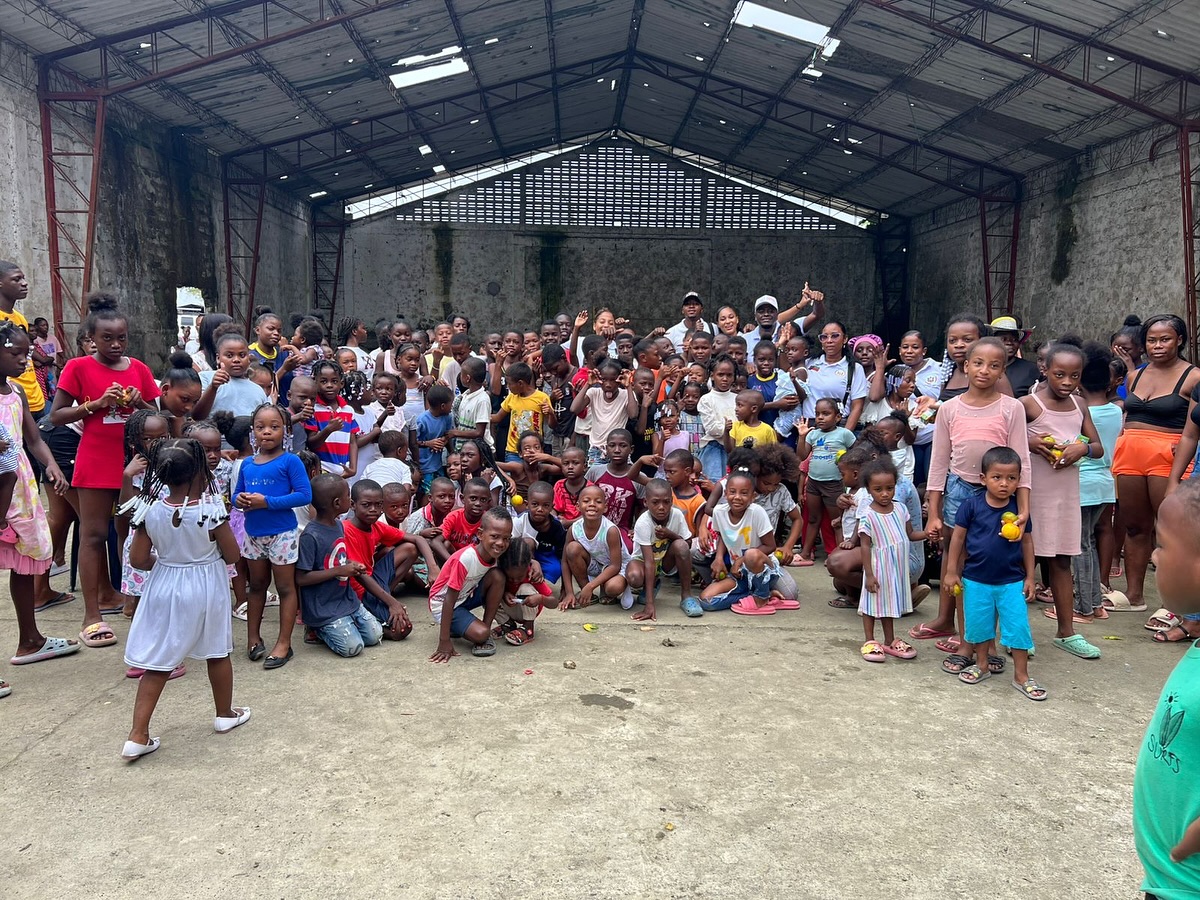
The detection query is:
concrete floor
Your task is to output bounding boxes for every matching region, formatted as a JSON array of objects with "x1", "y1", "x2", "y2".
[{"x1": 0, "y1": 564, "x2": 1165, "y2": 899}]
